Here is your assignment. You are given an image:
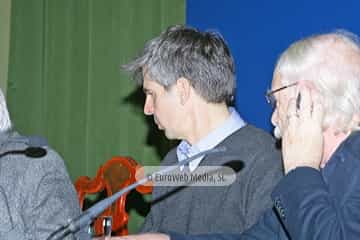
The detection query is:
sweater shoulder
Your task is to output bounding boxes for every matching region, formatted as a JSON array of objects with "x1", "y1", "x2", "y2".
[
  {"x1": 160, "y1": 147, "x2": 178, "y2": 166},
  {"x1": 221, "y1": 124, "x2": 278, "y2": 154}
]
